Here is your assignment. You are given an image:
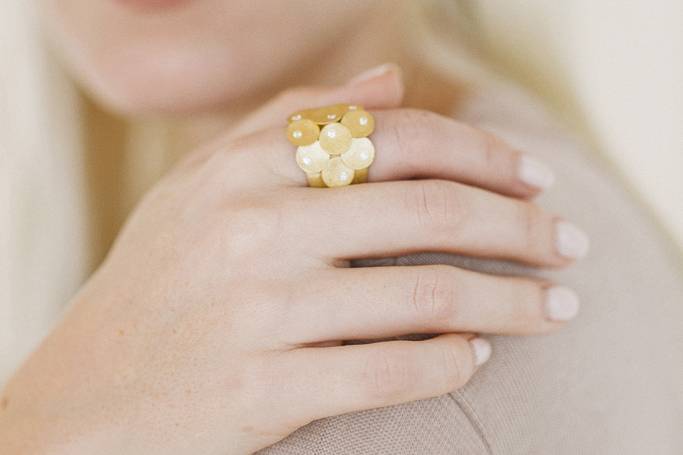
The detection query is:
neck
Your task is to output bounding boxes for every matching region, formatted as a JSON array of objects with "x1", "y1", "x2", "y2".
[{"x1": 170, "y1": 2, "x2": 452, "y2": 153}]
